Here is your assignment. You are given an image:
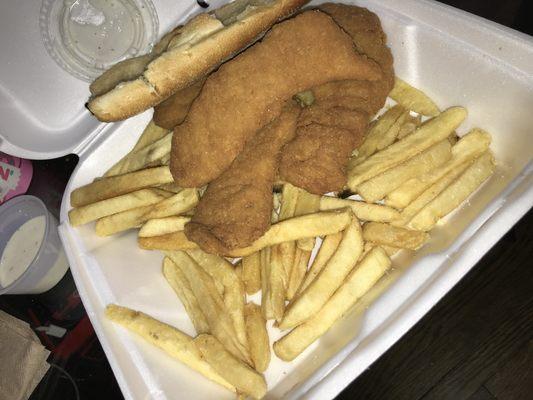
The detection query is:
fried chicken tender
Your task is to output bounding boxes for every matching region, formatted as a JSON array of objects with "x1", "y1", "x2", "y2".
[
  {"x1": 185, "y1": 103, "x2": 301, "y2": 255},
  {"x1": 279, "y1": 4, "x2": 394, "y2": 194},
  {"x1": 170, "y1": 10, "x2": 383, "y2": 188}
]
